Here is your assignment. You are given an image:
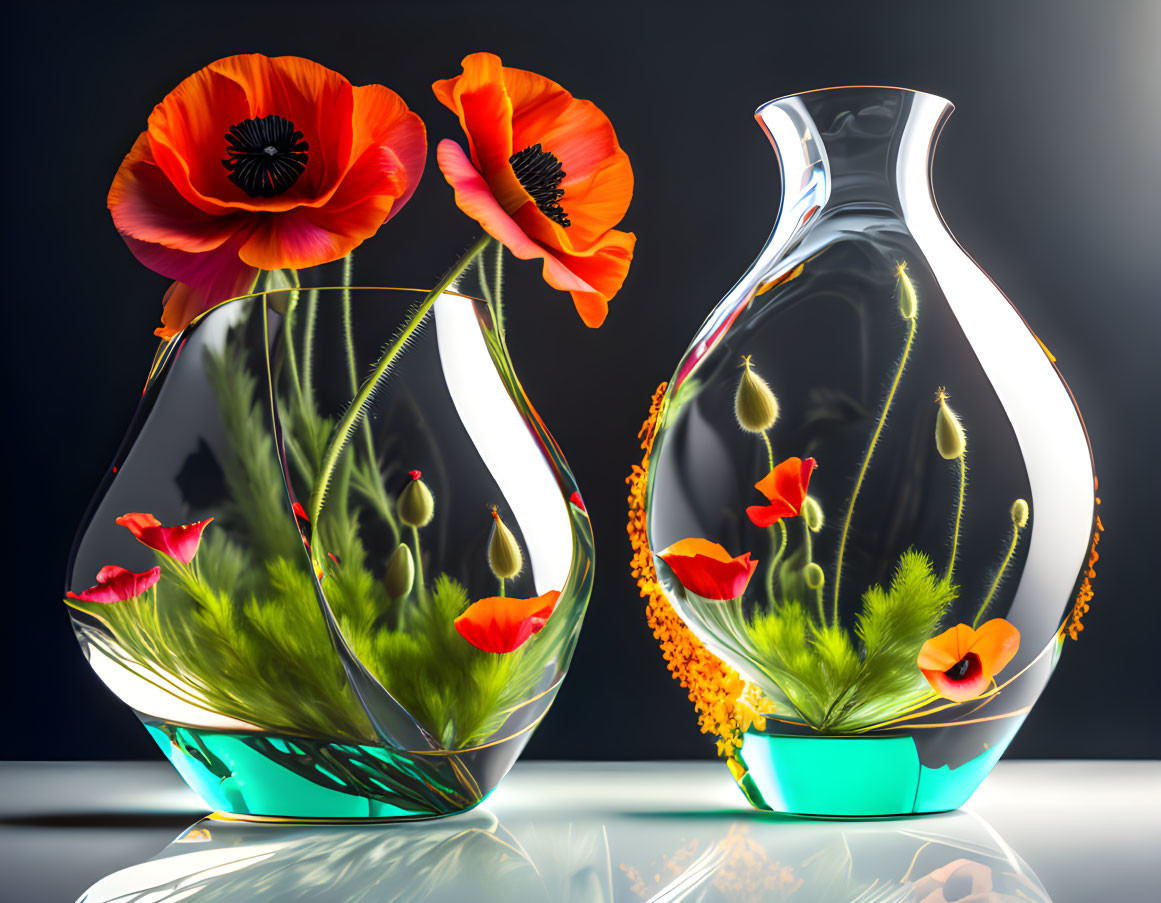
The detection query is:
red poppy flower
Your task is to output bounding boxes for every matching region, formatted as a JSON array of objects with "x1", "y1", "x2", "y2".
[
  {"x1": 658, "y1": 538, "x2": 758, "y2": 601},
  {"x1": 108, "y1": 53, "x2": 427, "y2": 339},
  {"x1": 67, "y1": 565, "x2": 161, "y2": 604},
  {"x1": 116, "y1": 513, "x2": 213, "y2": 564},
  {"x1": 454, "y1": 590, "x2": 561, "y2": 653},
  {"x1": 433, "y1": 52, "x2": 635, "y2": 328},
  {"x1": 746, "y1": 457, "x2": 817, "y2": 528},
  {"x1": 917, "y1": 619, "x2": 1021, "y2": 702}
]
